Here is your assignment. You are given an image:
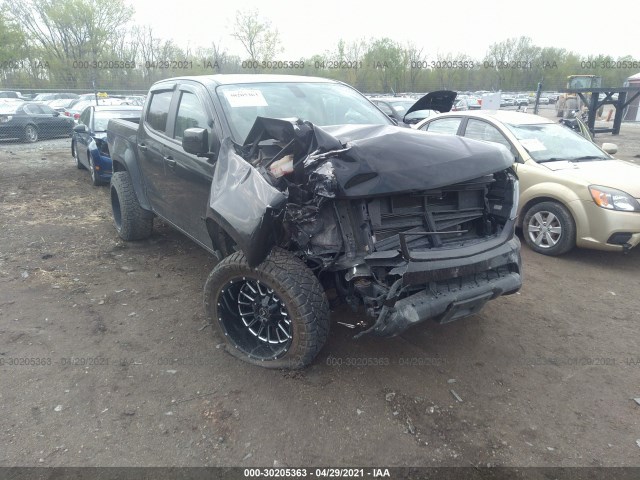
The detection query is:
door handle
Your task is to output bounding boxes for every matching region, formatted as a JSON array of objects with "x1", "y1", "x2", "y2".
[
  {"x1": 165, "y1": 156, "x2": 176, "y2": 168},
  {"x1": 138, "y1": 143, "x2": 147, "y2": 151}
]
